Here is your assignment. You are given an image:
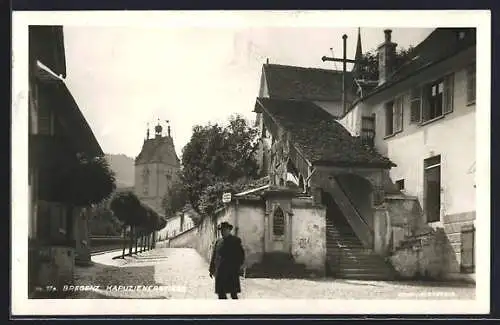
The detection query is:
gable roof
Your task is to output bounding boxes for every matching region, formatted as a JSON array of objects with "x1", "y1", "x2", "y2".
[
  {"x1": 29, "y1": 26, "x2": 66, "y2": 79},
  {"x1": 135, "y1": 136, "x2": 180, "y2": 166},
  {"x1": 345, "y1": 28, "x2": 476, "y2": 116},
  {"x1": 387, "y1": 28, "x2": 475, "y2": 86},
  {"x1": 38, "y1": 79, "x2": 103, "y2": 158},
  {"x1": 256, "y1": 98, "x2": 395, "y2": 168},
  {"x1": 263, "y1": 64, "x2": 354, "y2": 102}
]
